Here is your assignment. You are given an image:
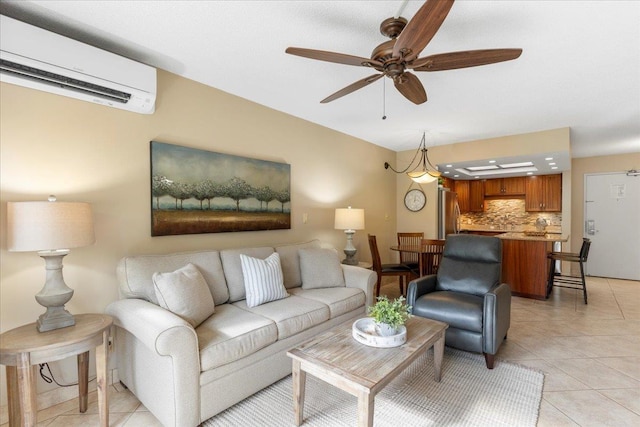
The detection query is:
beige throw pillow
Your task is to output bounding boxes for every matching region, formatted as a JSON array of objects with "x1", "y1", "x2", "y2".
[
  {"x1": 299, "y1": 248, "x2": 346, "y2": 289},
  {"x1": 240, "y1": 252, "x2": 289, "y2": 308},
  {"x1": 152, "y1": 263, "x2": 215, "y2": 327}
]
